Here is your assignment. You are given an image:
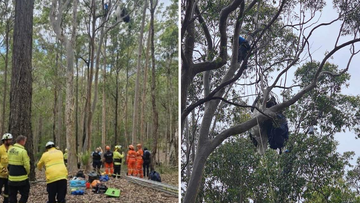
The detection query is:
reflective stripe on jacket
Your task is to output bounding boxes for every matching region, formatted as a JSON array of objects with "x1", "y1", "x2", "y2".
[
  {"x1": 8, "y1": 143, "x2": 30, "y2": 182},
  {"x1": 0, "y1": 144, "x2": 12, "y2": 178},
  {"x1": 37, "y1": 147, "x2": 68, "y2": 184},
  {"x1": 113, "y1": 151, "x2": 124, "y2": 165}
]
